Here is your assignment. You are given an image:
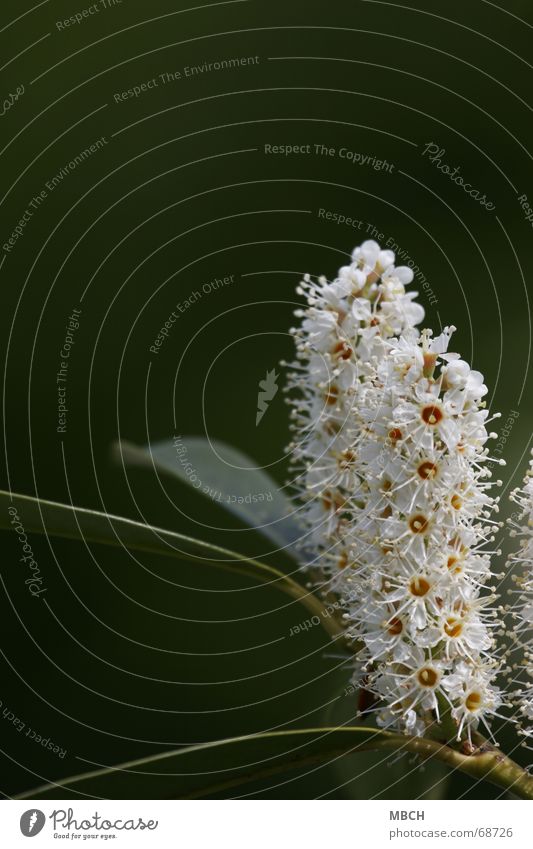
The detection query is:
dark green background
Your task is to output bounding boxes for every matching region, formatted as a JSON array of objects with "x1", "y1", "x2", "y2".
[{"x1": 0, "y1": 0, "x2": 531, "y2": 798}]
